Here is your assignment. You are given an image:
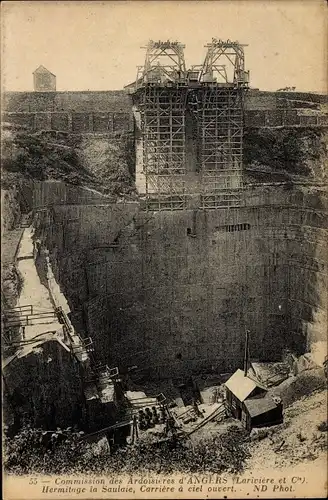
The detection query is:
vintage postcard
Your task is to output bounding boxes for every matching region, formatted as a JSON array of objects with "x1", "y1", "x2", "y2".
[{"x1": 1, "y1": 0, "x2": 327, "y2": 498}]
